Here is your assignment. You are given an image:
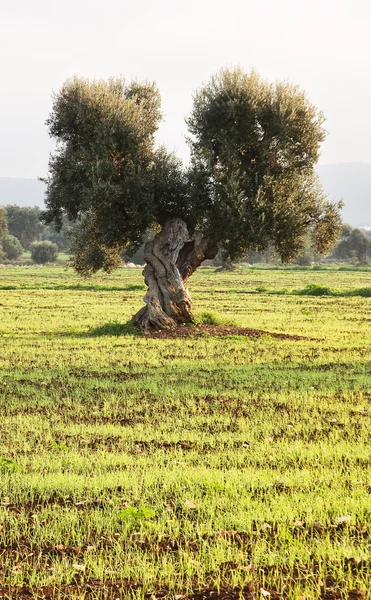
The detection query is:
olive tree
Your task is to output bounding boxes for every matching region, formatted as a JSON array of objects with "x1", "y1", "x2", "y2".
[
  {"x1": 5, "y1": 205, "x2": 43, "y2": 250},
  {"x1": 43, "y1": 70, "x2": 342, "y2": 331},
  {"x1": 2, "y1": 235, "x2": 23, "y2": 260},
  {"x1": 30, "y1": 241, "x2": 58, "y2": 264}
]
